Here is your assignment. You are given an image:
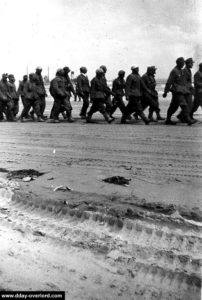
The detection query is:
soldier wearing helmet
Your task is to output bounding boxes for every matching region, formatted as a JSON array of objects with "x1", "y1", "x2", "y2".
[
  {"x1": 140, "y1": 66, "x2": 164, "y2": 122},
  {"x1": 61, "y1": 66, "x2": 75, "y2": 122},
  {"x1": 191, "y1": 62, "x2": 202, "y2": 119},
  {"x1": 0, "y1": 73, "x2": 13, "y2": 121},
  {"x1": 76, "y1": 66, "x2": 90, "y2": 119},
  {"x1": 49, "y1": 68, "x2": 73, "y2": 123},
  {"x1": 110, "y1": 70, "x2": 126, "y2": 118},
  {"x1": 121, "y1": 66, "x2": 150, "y2": 124},
  {"x1": 20, "y1": 73, "x2": 44, "y2": 122},
  {"x1": 99, "y1": 65, "x2": 113, "y2": 115},
  {"x1": 177, "y1": 58, "x2": 195, "y2": 122},
  {"x1": 33, "y1": 66, "x2": 47, "y2": 119},
  {"x1": 86, "y1": 69, "x2": 114, "y2": 124},
  {"x1": 163, "y1": 57, "x2": 196, "y2": 125},
  {"x1": 8, "y1": 74, "x2": 19, "y2": 120}
]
